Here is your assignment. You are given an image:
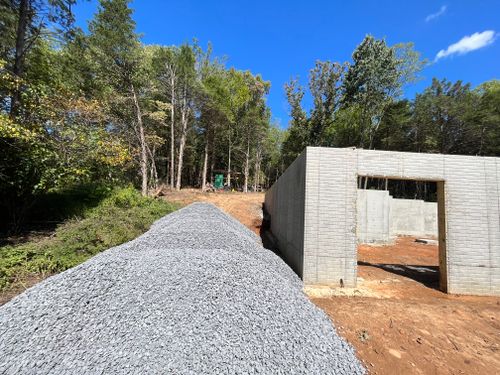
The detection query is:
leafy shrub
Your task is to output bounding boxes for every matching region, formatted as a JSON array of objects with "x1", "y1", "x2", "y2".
[{"x1": 0, "y1": 187, "x2": 178, "y2": 291}]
